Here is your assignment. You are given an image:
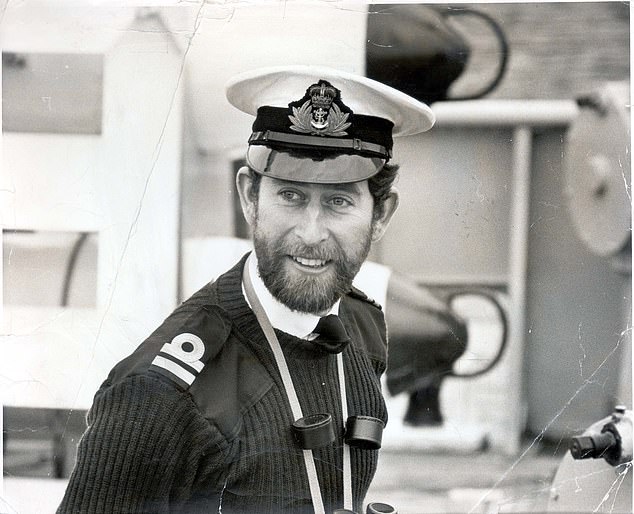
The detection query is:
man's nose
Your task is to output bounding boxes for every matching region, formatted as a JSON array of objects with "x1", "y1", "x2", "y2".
[{"x1": 294, "y1": 203, "x2": 329, "y2": 245}]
